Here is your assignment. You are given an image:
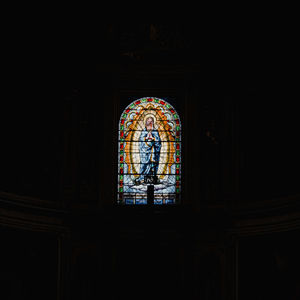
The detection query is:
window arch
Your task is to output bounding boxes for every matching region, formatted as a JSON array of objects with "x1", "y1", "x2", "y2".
[{"x1": 118, "y1": 97, "x2": 181, "y2": 205}]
